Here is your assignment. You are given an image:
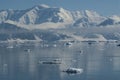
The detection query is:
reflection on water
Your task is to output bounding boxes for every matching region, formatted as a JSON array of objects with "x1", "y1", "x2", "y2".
[{"x1": 0, "y1": 42, "x2": 120, "y2": 80}]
